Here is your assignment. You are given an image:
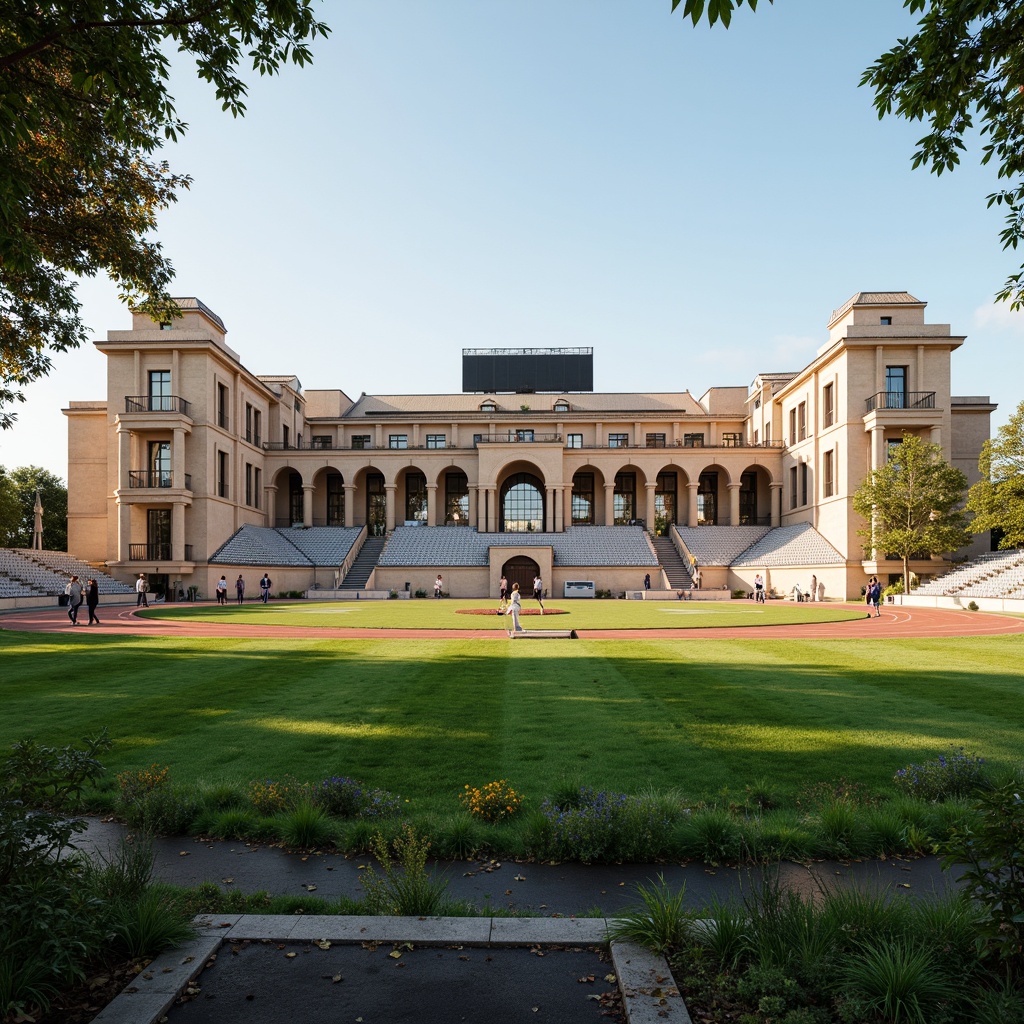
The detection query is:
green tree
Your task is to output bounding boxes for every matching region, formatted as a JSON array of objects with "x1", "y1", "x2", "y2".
[
  {"x1": 0, "y1": 466, "x2": 68, "y2": 550},
  {"x1": 966, "y1": 399, "x2": 1024, "y2": 549},
  {"x1": 852, "y1": 434, "x2": 970, "y2": 594},
  {"x1": 681, "y1": 0, "x2": 1024, "y2": 308},
  {"x1": 0, "y1": 2, "x2": 330, "y2": 428}
]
